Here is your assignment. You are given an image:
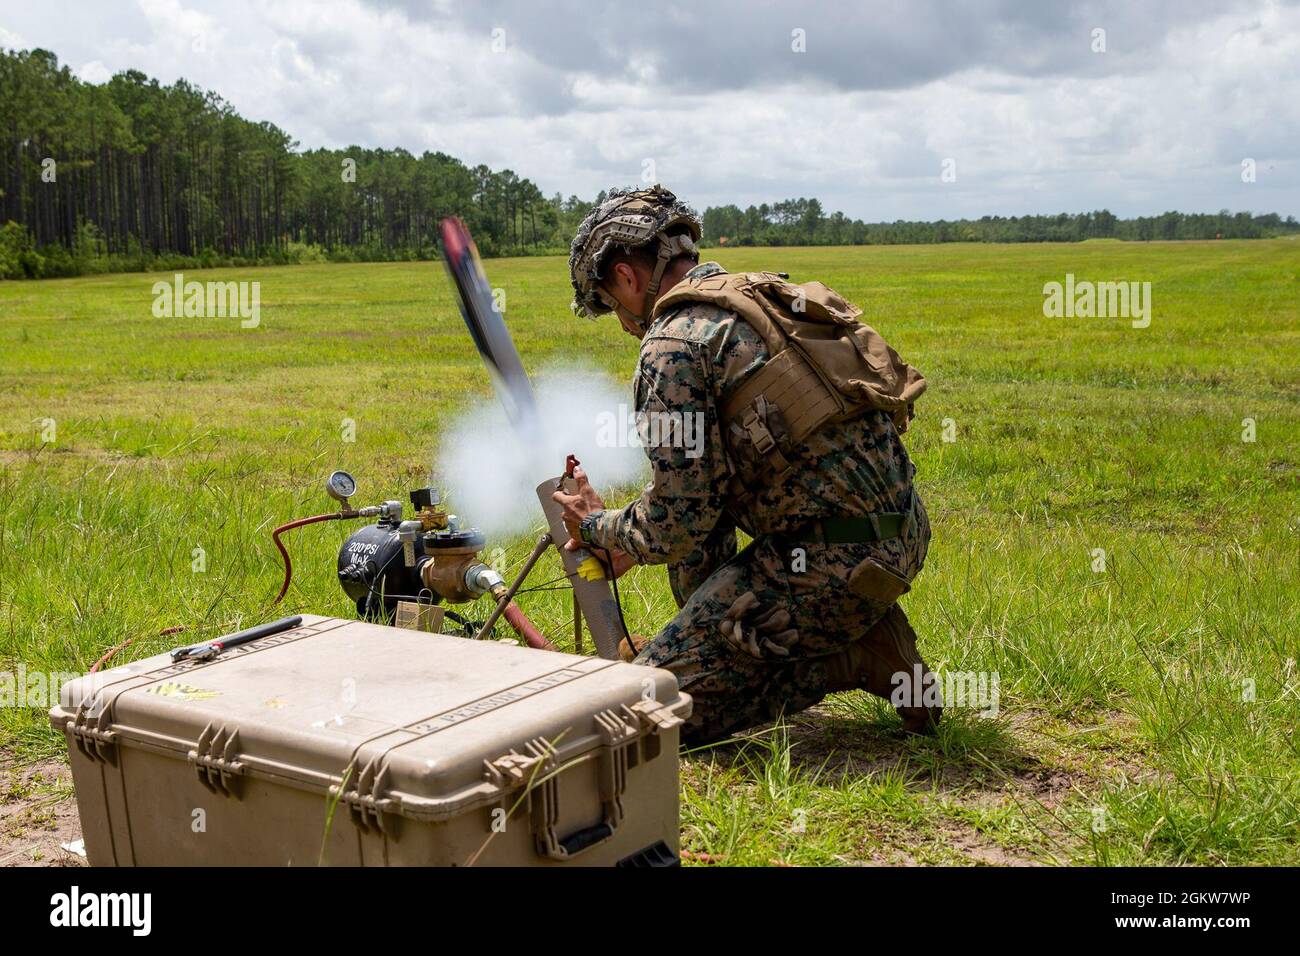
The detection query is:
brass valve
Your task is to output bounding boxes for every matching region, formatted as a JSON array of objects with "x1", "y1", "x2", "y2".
[{"x1": 419, "y1": 542, "x2": 501, "y2": 604}]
